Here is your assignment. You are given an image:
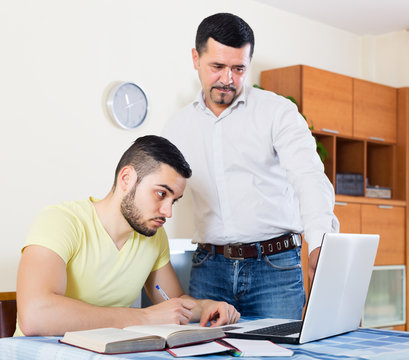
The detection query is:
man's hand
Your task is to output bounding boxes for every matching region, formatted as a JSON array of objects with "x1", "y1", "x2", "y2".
[
  {"x1": 308, "y1": 247, "x2": 321, "y2": 282},
  {"x1": 197, "y1": 299, "x2": 240, "y2": 327},
  {"x1": 141, "y1": 298, "x2": 196, "y2": 325},
  {"x1": 145, "y1": 263, "x2": 239, "y2": 327}
]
